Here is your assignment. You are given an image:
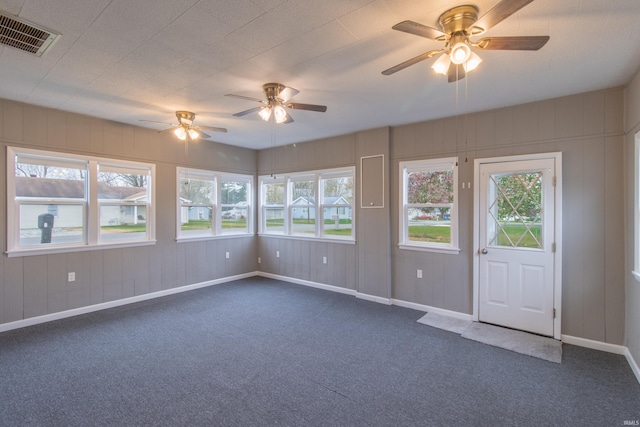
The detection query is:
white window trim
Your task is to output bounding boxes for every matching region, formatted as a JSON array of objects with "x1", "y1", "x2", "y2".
[
  {"x1": 634, "y1": 131, "x2": 640, "y2": 282},
  {"x1": 176, "y1": 167, "x2": 253, "y2": 242},
  {"x1": 398, "y1": 157, "x2": 459, "y2": 254},
  {"x1": 7, "y1": 147, "x2": 156, "y2": 257},
  {"x1": 258, "y1": 166, "x2": 355, "y2": 242}
]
